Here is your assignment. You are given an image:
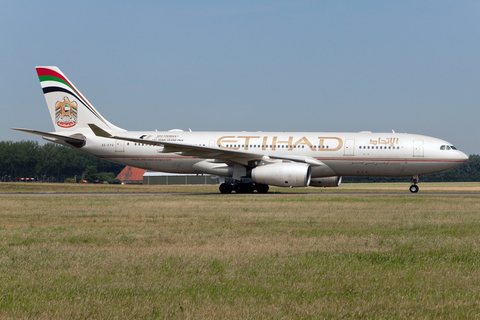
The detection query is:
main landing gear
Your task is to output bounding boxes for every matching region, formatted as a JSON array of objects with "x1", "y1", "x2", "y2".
[
  {"x1": 409, "y1": 175, "x2": 419, "y2": 193},
  {"x1": 219, "y1": 183, "x2": 269, "y2": 194}
]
